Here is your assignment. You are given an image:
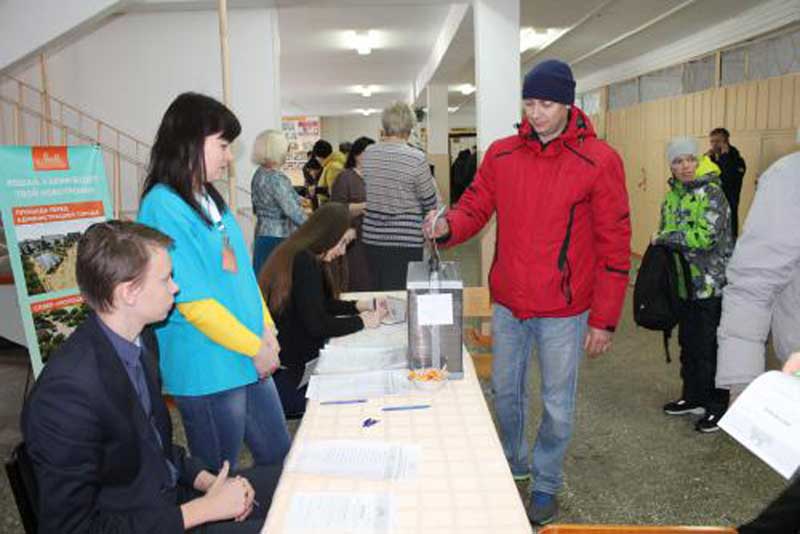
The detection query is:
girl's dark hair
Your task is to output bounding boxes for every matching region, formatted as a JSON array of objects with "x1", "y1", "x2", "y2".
[
  {"x1": 345, "y1": 136, "x2": 375, "y2": 169},
  {"x1": 258, "y1": 202, "x2": 350, "y2": 314},
  {"x1": 142, "y1": 92, "x2": 241, "y2": 226}
]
